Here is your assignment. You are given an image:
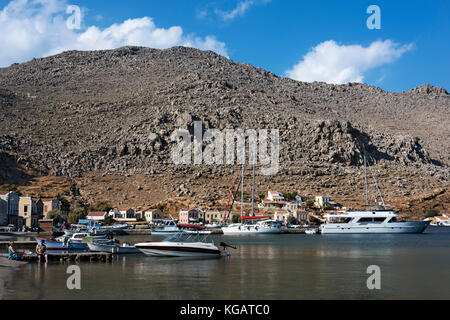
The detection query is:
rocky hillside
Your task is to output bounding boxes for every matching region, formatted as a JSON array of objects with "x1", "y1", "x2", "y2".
[{"x1": 0, "y1": 46, "x2": 448, "y2": 217}]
